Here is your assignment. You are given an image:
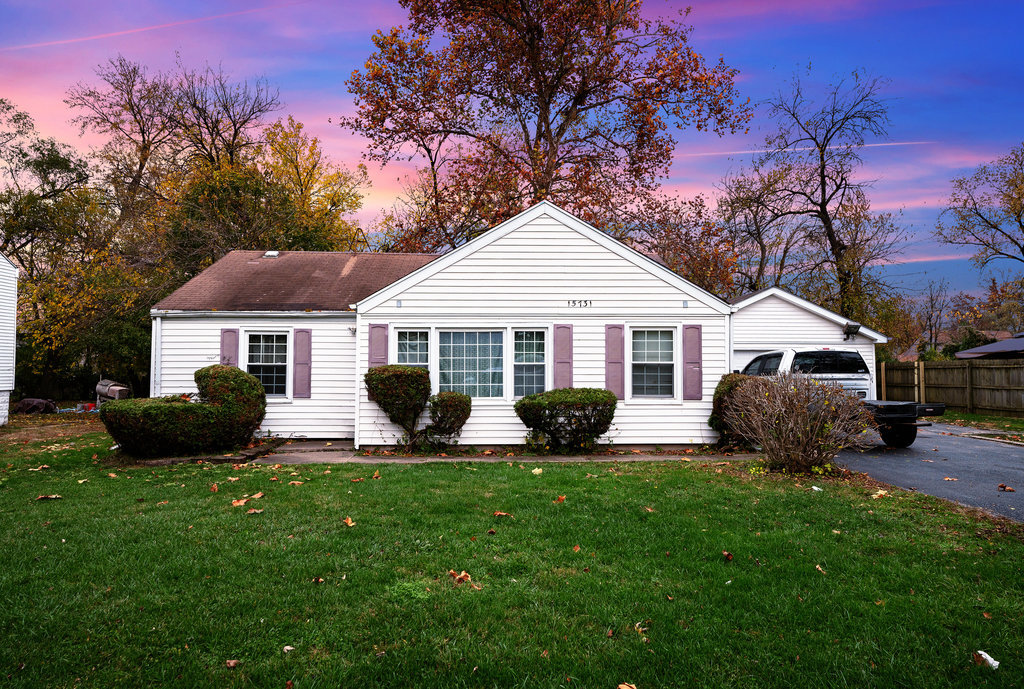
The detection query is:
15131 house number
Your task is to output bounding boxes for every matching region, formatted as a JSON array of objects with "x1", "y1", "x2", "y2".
[{"x1": 567, "y1": 300, "x2": 592, "y2": 308}]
